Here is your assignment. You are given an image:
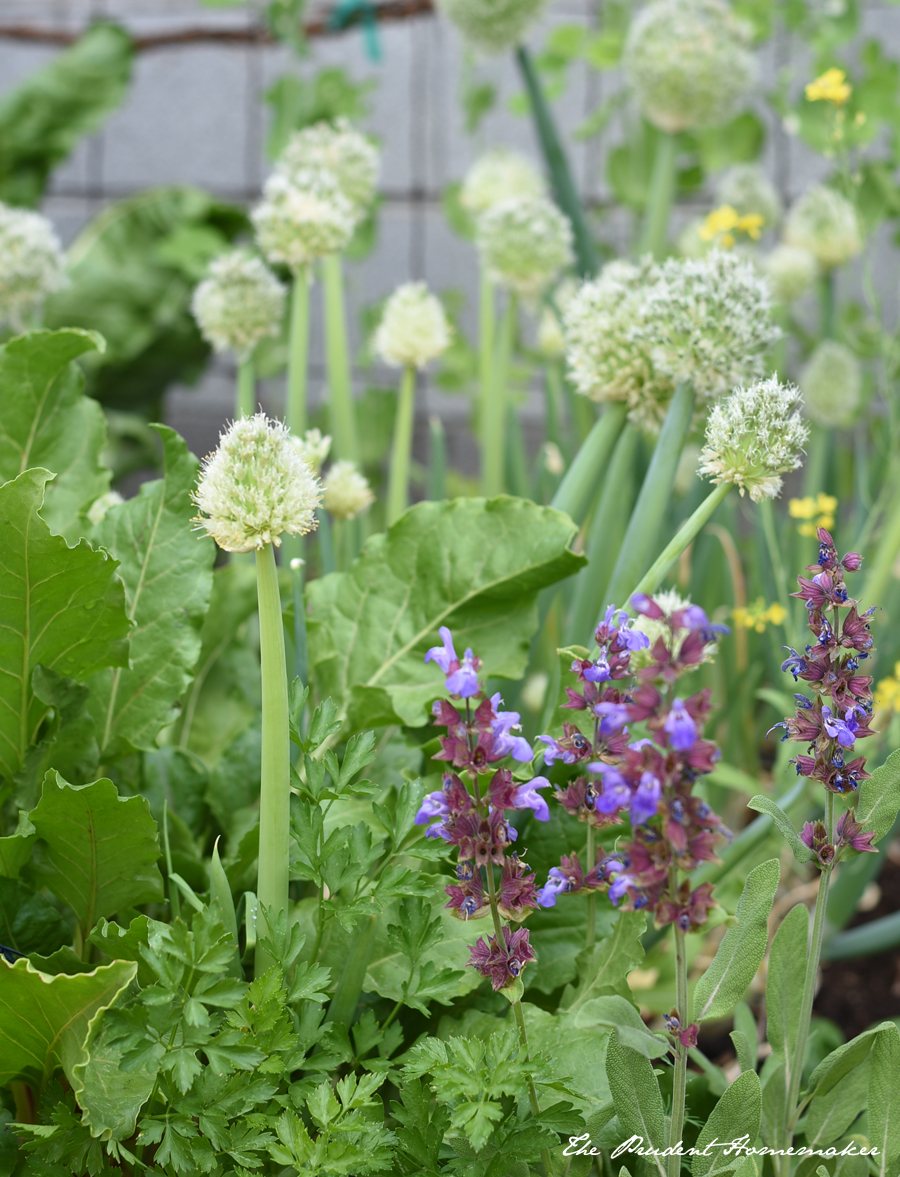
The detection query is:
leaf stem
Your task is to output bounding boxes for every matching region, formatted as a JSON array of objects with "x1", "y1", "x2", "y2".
[
  {"x1": 482, "y1": 292, "x2": 517, "y2": 496},
  {"x1": 237, "y1": 351, "x2": 256, "y2": 418},
  {"x1": 322, "y1": 253, "x2": 359, "y2": 462},
  {"x1": 631, "y1": 481, "x2": 732, "y2": 600},
  {"x1": 638, "y1": 131, "x2": 678, "y2": 259},
  {"x1": 255, "y1": 542, "x2": 291, "y2": 977},
  {"x1": 387, "y1": 364, "x2": 417, "y2": 525},
  {"x1": 286, "y1": 265, "x2": 310, "y2": 437}
]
